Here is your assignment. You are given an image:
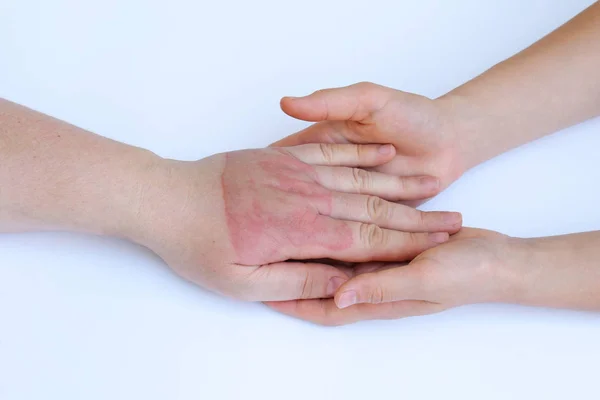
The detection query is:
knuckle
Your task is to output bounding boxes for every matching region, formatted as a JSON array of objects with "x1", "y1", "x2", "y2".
[
  {"x1": 406, "y1": 232, "x2": 424, "y2": 249},
  {"x1": 396, "y1": 176, "x2": 408, "y2": 194},
  {"x1": 359, "y1": 223, "x2": 387, "y2": 247},
  {"x1": 355, "y1": 81, "x2": 375, "y2": 91},
  {"x1": 228, "y1": 269, "x2": 264, "y2": 302},
  {"x1": 368, "y1": 284, "x2": 386, "y2": 304},
  {"x1": 366, "y1": 195, "x2": 388, "y2": 222},
  {"x1": 414, "y1": 209, "x2": 428, "y2": 228},
  {"x1": 318, "y1": 143, "x2": 335, "y2": 163},
  {"x1": 351, "y1": 168, "x2": 372, "y2": 192},
  {"x1": 354, "y1": 143, "x2": 365, "y2": 161}
]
